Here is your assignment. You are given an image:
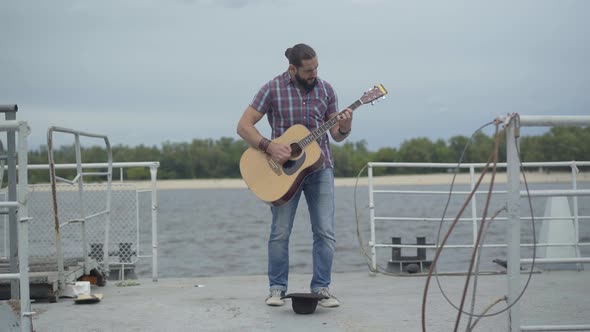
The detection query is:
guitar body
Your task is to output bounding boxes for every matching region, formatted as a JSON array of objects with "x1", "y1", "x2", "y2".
[{"x1": 239, "y1": 124, "x2": 324, "y2": 206}]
